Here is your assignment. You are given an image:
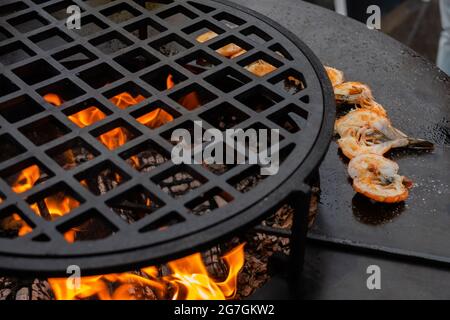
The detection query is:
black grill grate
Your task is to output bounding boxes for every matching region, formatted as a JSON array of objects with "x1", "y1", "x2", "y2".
[{"x1": 0, "y1": 0, "x2": 334, "y2": 276}]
